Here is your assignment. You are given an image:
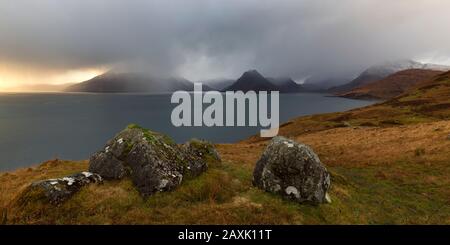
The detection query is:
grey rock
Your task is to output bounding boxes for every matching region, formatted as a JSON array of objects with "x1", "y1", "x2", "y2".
[
  {"x1": 89, "y1": 151, "x2": 127, "y2": 179},
  {"x1": 182, "y1": 139, "x2": 221, "y2": 177},
  {"x1": 23, "y1": 172, "x2": 103, "y2": 205},
  {"x1": 124, "y1": 139, "x2": 184, "y2": 195},
  {"x1": 253, "y1": 136, "x2": 331, "y2": 205},
  {"x1": 89, "y1": 125, "x2": 217, "y2": 197}
]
